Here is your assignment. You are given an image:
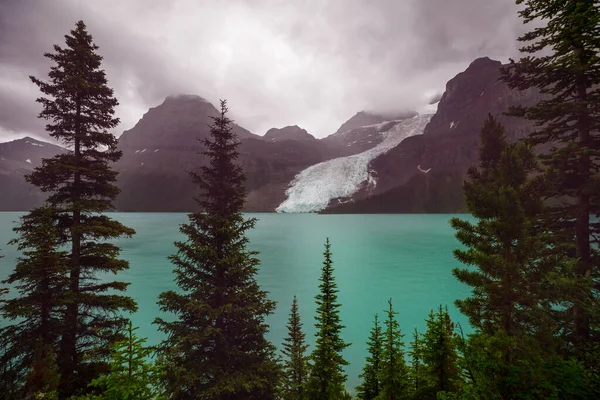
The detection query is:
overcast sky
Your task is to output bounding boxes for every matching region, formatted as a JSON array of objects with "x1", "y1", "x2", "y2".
[{"x1": 0, "y1": 0, "x2": 524, "y2": 141}]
